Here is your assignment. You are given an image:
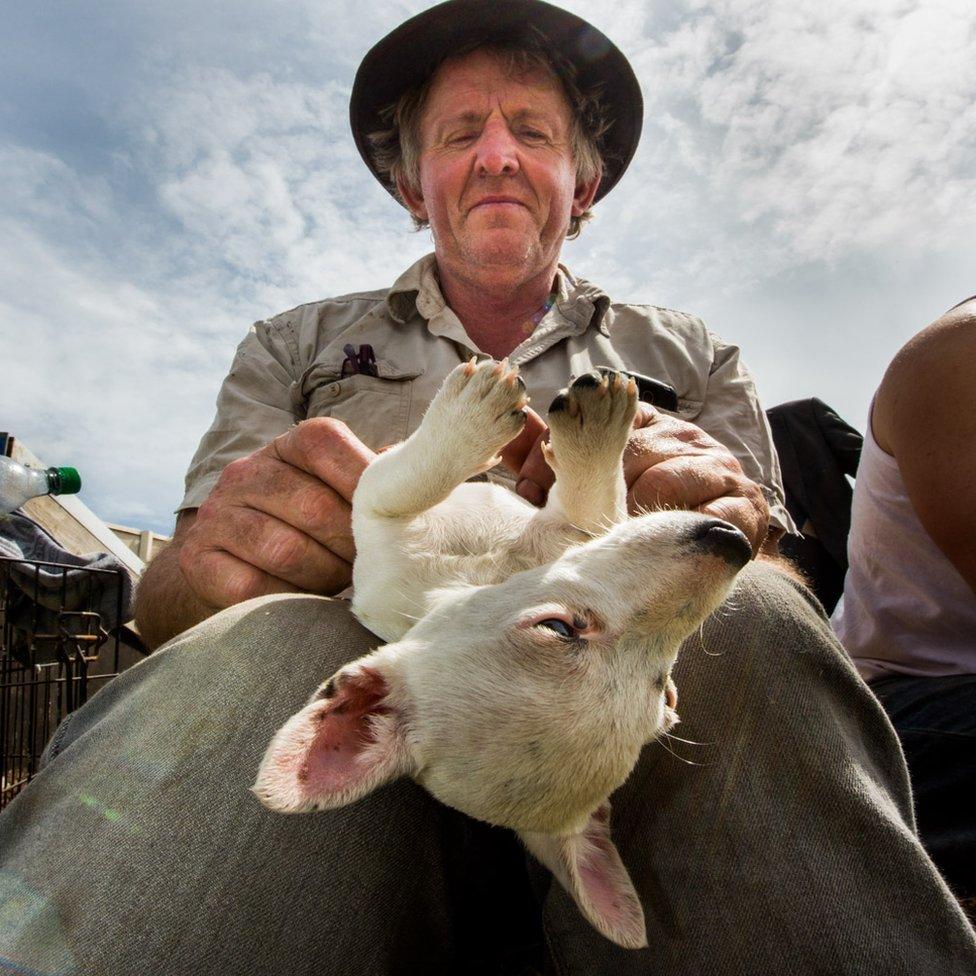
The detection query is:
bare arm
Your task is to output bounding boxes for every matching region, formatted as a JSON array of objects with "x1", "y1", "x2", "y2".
[
  {"x1": 872, "y1": 301, "x2": 976, "y2": 595},
  {"x1": 134, "y1": 418, "x2": 375, "y2": 650},
  {"x1": 134, "y1": 510, "x2": 217, "y2": 650}
]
